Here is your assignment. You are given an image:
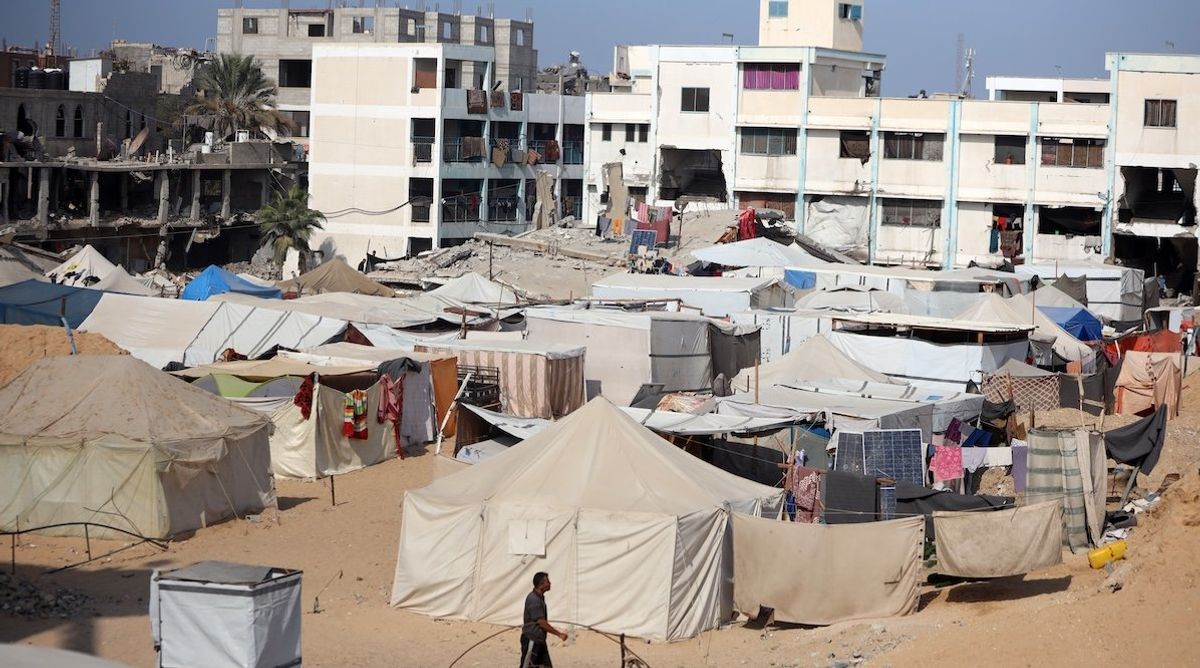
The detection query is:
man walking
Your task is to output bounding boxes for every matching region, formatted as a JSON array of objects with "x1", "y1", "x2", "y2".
[{"x1": 521, "y1": 572, "x2": 567, "y2": 668}]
